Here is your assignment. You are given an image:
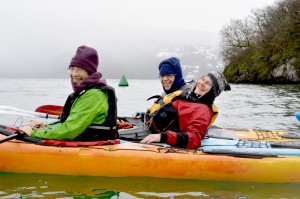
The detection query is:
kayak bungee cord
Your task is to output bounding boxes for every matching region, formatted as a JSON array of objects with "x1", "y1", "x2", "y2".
[{"x1": 12, "y1": 117, "x2": 24, "y2": 129}]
